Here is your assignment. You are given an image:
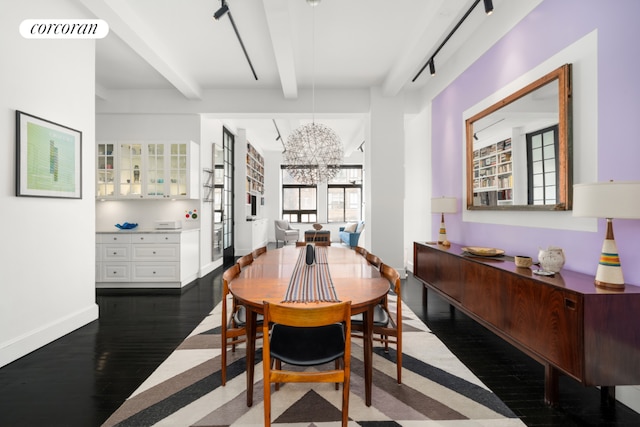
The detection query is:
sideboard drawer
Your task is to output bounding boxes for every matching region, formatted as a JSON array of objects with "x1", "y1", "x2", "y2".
[
  {"x1": 130, "y1": 233, "x2": 180, "y2": 244},
  {"x1": 131, "y1": 244, "x2": 179, "y2": 261},
  {"x1": 132, "y1": 263, "x2": 179, "y2": 281},
  {"x1": 101, "y1": 245, "x2": 130, "y2": 260},
  {"x1": 100, "y1": 263, "x2": 131, "y2": 281}
]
